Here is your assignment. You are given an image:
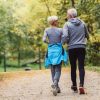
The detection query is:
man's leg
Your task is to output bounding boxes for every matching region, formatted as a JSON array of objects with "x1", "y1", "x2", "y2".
[
  {"x1": 77, "y1": 48, "x2": 86, "y2": 94},
  {"x1": 69, "y1": 49, "x2": 77, "y2": 86},
  {"x1": 69, "y1": 49, "x2": 78, "y2": 92},
  {"x1": 77, "y1": 48, "x2": 86, "y2": 87}
]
